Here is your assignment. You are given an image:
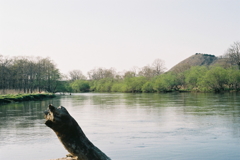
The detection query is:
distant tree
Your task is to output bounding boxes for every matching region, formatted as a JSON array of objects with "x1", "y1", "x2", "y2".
[
  {"x1": 131, "y1": 66, "x2": 139, "y2": 76},
  {"x1": 175, "y1": 72, "x2": 186, "y2": 90},
  {"x1": 138, "y1": 65, "x2": 155, "y2": 79},
  {"x1": 71, "y1": 80, "x2": 90, "y2": 92},
  {"x1": 0, "y1": 55, "x2": 61, "y2": 93},
  {"x1": 142, "y1": 81, "x2": 154, "y2": 93},
  {"x1": 11, "y1": 57, "x2": 32, "y2": 93},
  {"x1": 56, "y1": 81, "x2": 73, "y2": 94},
  {"x1": 69, "y1": 70, "x2": 86, "y2": 81},
  {"x1": 123, "y1": 66, "x2": 139, "y2": 79},
  {"x1": 124, "y1": 76, "x2": 147, "y2": 92},
  {"x1": 104, "y1": 68, "x2": 116, "y2": 79},
  {"x1": 185, "y1": 66, "x2": 208, "y2": 90},
  {"x1": 226, "y1": 67, "x2": 240, "y2": 90},
  {"x1": 225, "y1": 41, "x2": 240, "y2": 69},
  {"x1": 198, "y1": 66, "x2": 228, "y2": 92},
  {"x1": 123, "y1": 71, "x2": 136, "y2": 78},
  {"x1": 0, "y1": 55, "x2": 12, "y2": 93},
  {"x1": 152, "y1": 59, "x2": 166, "y2": 76},
  {"x1": 153, "y1": 72, "x2": 178, "y2": 92},
  {"x1": 88, "y1": 68, "x2": 103, "y2": 80},
  {"x1": 40, "y1": 58, "x2": 61, "y2": 93},
  {"x1": 91, "y1": 78, "x2": 114, "y2": 92},
  {"x1": 88, "y1": 67, "x2": 116, "y2": 80},
  {"x1": 111, "y1": 81, "x2": 125, "y2": 92}
]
